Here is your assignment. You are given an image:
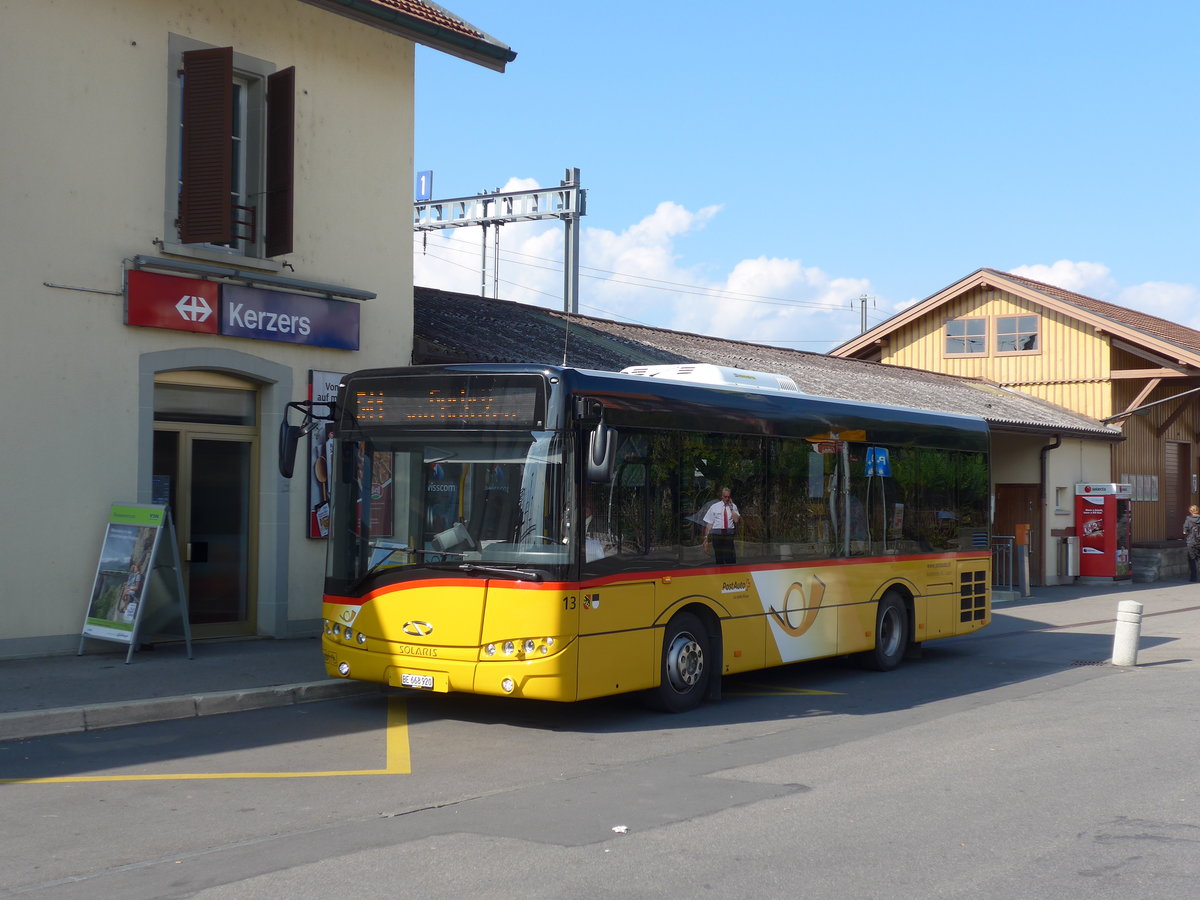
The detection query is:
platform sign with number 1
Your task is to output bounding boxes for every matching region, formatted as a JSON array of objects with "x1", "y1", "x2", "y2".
[{"x1": 416, "y1": 170, "x2": 433, "y2": 202}]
